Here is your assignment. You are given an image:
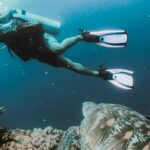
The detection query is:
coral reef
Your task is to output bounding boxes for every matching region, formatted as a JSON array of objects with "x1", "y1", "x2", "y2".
[
  {"x1": 0, "y1": 127, "x2": 80, "y2": 150},
  {"x1": 0, "y1": 105, "x2": 80, "y2": 150},
  {"x1": 0, "y1": 106, "x2": 80, "y2": 149}
]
